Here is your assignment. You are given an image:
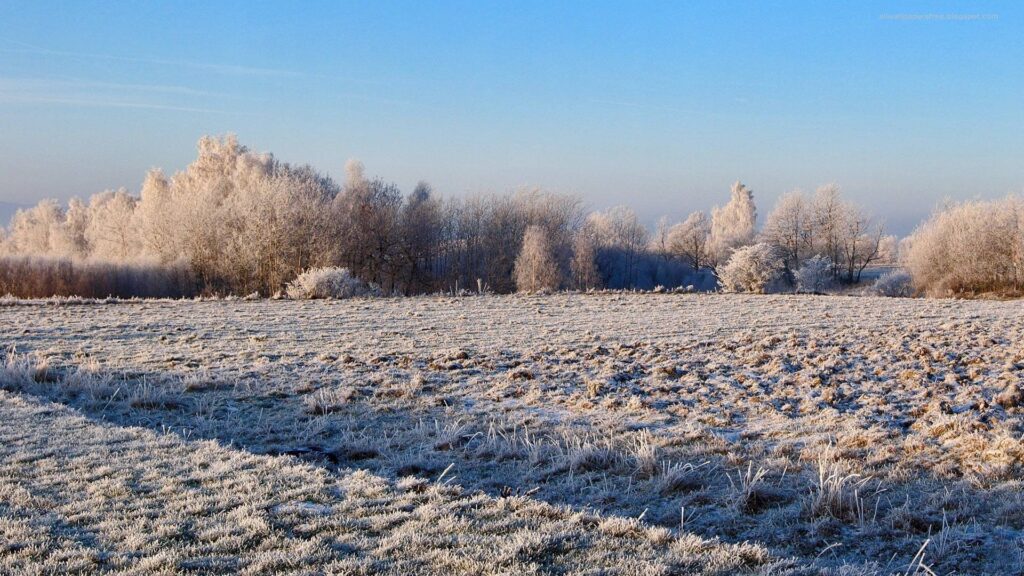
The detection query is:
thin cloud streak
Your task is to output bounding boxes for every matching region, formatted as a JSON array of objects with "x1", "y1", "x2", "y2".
[
  {"x1": 1, "y1": 39, "x2": 406, "y2": 89},
  {"x1": 0, "y1": 74, "x2": 257, "y2": 115},
  {"x1": 0, "y1": 94, "x2": 241, "y2": 115},
  {"x1": 1, "y1": 38, "x2": 301, "y2": 78},
  {"x1": 0, "y1": 76, "x2": 217, "y2": 97}
]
